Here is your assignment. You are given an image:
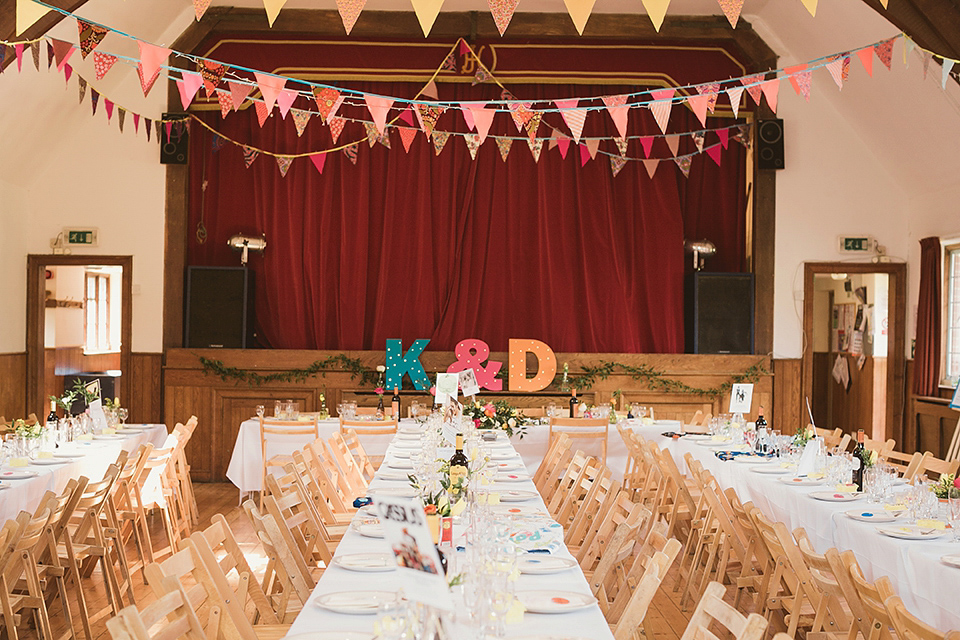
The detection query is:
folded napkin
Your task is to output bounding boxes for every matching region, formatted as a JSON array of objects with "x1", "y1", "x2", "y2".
[
  {"x1": 885, "y1": 503, "x2": 906, "y2": 511},
  {"x1": 916, "y1": 519, "x2": 947, "y2": 530},
  {"x1": 715, "y1": 450, "x2": 775, "y2": 462},
  {"x1": 835, "y1": 483, "x2": 858, "y2": 493}
]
